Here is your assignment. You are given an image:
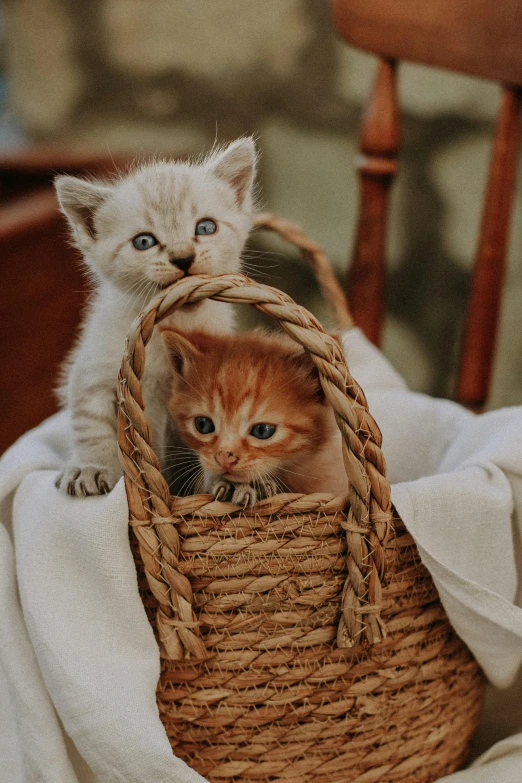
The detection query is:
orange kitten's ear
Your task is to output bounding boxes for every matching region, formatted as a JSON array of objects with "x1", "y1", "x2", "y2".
[
  {"x1": 161, "y1": 328, "x2": 203, "y2": 375},
  {"x1": 55, "y1": 175, "x2": 111, "y2": 249},
  {"x1": 207, "y1": 137, "x2": 257, "y2": 210},
  {"x1": 289, "y1": 348, "x2": 325, "y2": 402}
]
